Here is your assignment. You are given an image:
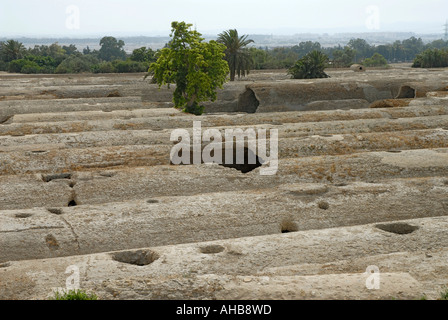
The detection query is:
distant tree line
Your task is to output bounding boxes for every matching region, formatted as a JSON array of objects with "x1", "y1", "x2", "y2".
[
  {"x1": 1, "y1": 34, "x2": 448, "y2": 75},
  {"x1": 0, "y1": 36, "x2": 158, "y2": 74},
  {"x1": 249, "y1": 37, "x2": 448, "y2": 69}
]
